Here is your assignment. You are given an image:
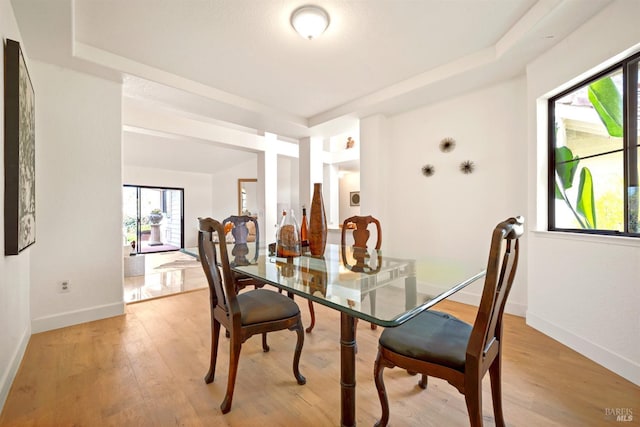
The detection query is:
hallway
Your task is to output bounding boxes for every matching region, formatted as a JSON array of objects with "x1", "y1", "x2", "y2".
[{"x1": 123, "y1": 250, "x2": 206, "y2": 303}]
